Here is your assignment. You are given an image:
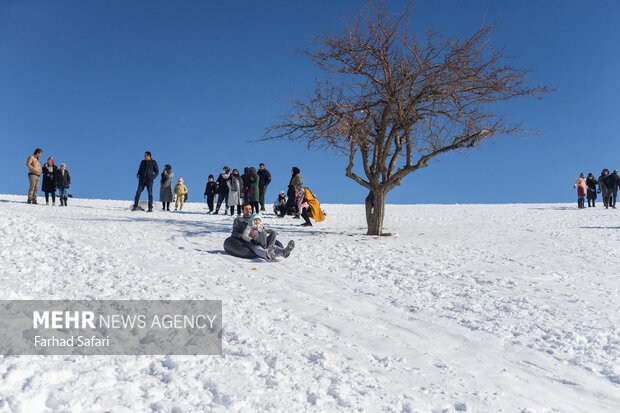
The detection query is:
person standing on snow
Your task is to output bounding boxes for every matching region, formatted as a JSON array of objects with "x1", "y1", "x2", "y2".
[
  {"x1": 285, "y1": 166, "x2": 302, "y2": 217},
  {"x1": 598, "y1": 169, "x2": 609, "y2": 208},
  {"x1": 605, "y1": 170, "x2": 620, "y2": 209},
  {"x1": 214, "y1": 166, "x2": 230, "y2": 214},
  {"x1": 26, "y1": 148, "x2": 43, "y2": 204},
  {"x1": 174, "y1": 177, "x2": 188, "y2": 211},
  {"x1": 573, "y1": 173, "x2": 587, "y2": 209},
  {"x1": 41, "y1": 157, "x2": 57, "y2": 205},
  {"x1": 257, "y1": 163, "x2": 271, "y2": 212},
  {"x1": 54, "y1": 163, "x2": 71, "y2": 206},
  {"x1": 226, "y1": 169, "x2": 244, "y2": 216},
  {"x1": 585, "y1": 173, "x2": 598, "y2": 207},
  {"x1": 159, "y1": 164, "x2": 174, "y2": 211},
  {"x1": 132, "y1": 151, "x2": 159, "y2": 212},
  {"x1": 246, "y1": 167, "x2": 260, "y2": 214},
  {"x1": 203, "y1": 175, "x2": 217, "y2": 213}
]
